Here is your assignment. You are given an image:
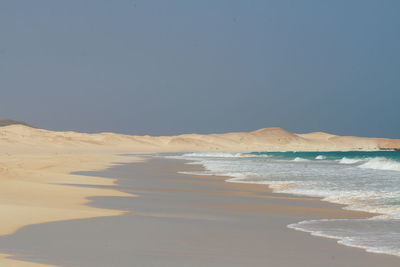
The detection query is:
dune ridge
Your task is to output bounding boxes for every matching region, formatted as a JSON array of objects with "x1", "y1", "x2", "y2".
[
  {"x1": 0, "y1": 119, "x2": 34, "y2": 128},
  {"x1": 1, "y1": 125, "x2": 399, "y2": 153}
]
